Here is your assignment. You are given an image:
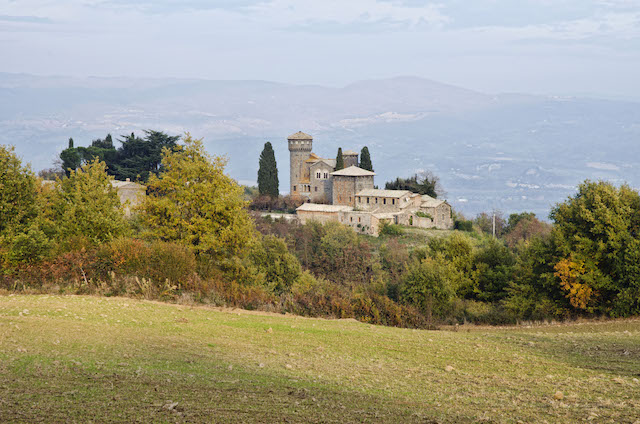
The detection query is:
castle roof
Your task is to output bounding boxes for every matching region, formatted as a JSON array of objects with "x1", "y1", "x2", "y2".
[
  {"x1": 330, "y1": 166, "x2": 375, "y2": 177},
  {"x1": 304, "y1": 153, "x2": 321, "y2": 163},
  {"x1": 310, "y1": 158, "x2": 336, "y2": 168},
  {"x1": 356, "y1": 189, "x2": 411, "y2": 198},
  {"x1": 421, "y1": 195, "x2": 446, "y2": 208},
  {"x1": 288, "y1": 131, "x2": 313, "y2": 140},
  {"x1": 343, "y1": 150, "x2": 358, "y2": 156}
]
